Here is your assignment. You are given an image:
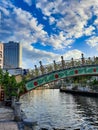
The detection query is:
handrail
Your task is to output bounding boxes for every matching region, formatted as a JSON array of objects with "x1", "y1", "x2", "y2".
[{"x1": 29, "y1": 54, "x2": 98, "y2": 79}]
